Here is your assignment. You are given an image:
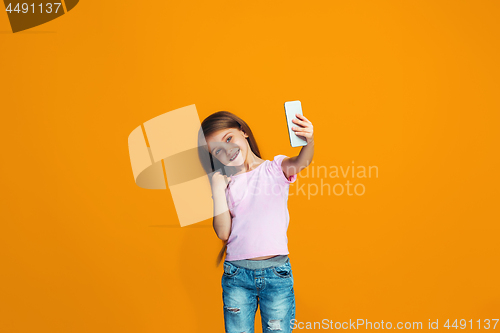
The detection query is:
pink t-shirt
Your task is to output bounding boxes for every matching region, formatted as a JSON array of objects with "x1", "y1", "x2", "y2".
[{"x1": 224, "y1": 155, "x2": 297, "y2": 261}]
